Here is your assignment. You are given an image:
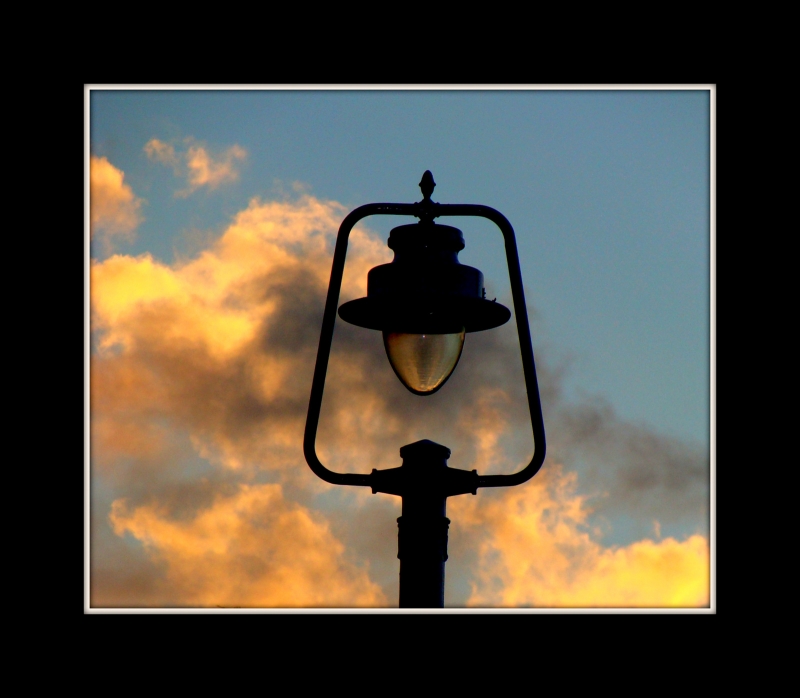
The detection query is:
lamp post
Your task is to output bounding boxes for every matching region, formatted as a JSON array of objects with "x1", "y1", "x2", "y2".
[{"x1": 304, "y1": 172, "x2": 546, "y2": 608}]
